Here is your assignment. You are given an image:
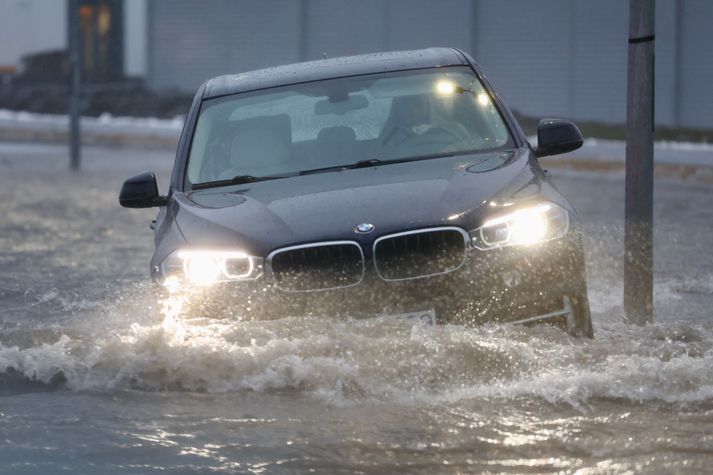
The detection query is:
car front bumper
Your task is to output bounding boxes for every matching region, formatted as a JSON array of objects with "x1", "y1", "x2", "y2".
[{"x1": 168, "y1": 231, "x2": 588, "y2": 326}]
